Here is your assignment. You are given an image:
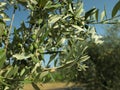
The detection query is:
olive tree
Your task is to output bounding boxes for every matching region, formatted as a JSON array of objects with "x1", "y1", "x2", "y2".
[{"x1": 0, "y1": 0, "x2": 119, "y2": 89}]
